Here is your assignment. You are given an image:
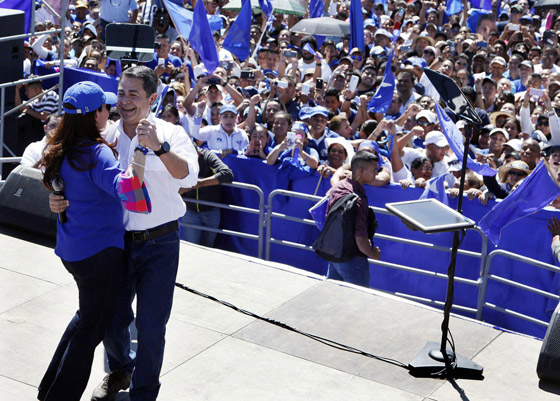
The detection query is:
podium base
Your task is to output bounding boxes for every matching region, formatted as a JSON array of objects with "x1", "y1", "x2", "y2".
[{"x1": 408, "y1": 342, "x2": 484, "y2": 378}]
